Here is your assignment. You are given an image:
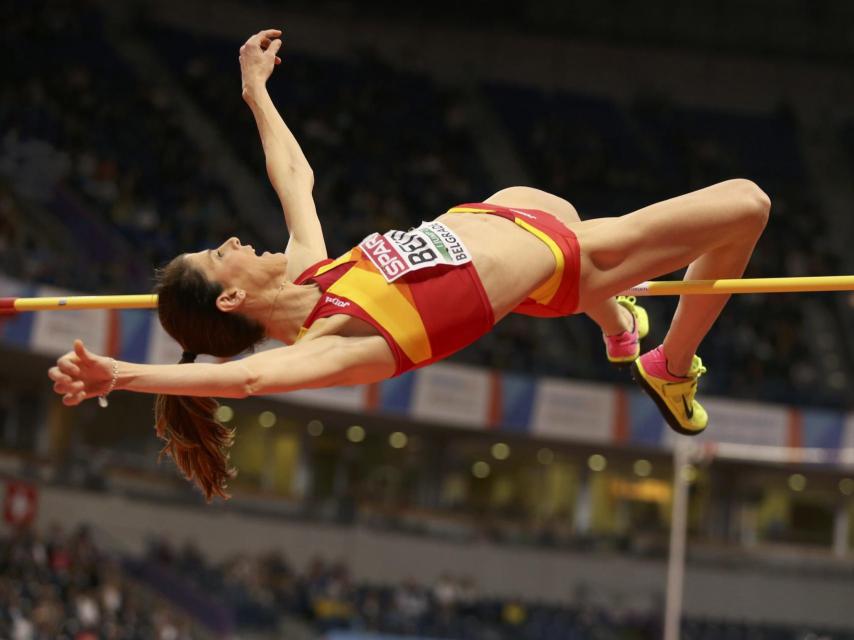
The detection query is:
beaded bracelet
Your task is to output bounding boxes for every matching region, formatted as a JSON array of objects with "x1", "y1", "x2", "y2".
[{"x1": 97, "y1": 358, "x2": 120, "y2": 408}]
